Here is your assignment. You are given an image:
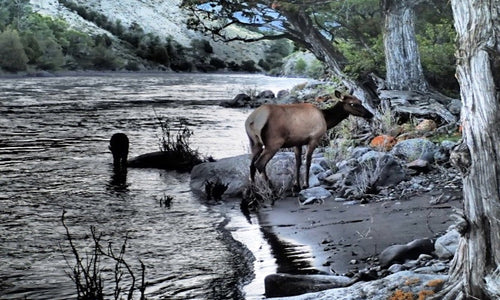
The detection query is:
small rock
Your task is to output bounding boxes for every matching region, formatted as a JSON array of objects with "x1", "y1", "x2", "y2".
[
  {"x1": 379, "y1": 238, "x2": 434, "y2": 268},
  {"x1": 418, "y1": 254, "x2": 433, "y2": 261},
  {"x1": 434, "y1": 229, "x2": 460, "y2": 259},
  {"x1": 258, "y1": 90, "x2": 275, "y2": 99},
  {"x1": 388, "y1": 264, "x2": 405, "y2": 273},
  {"x1": 391, "y1": 138, "x2": 438, "y2": 163},
  {"x1": 298, "y1": 186, "x2": 332, "y2": 203},
  {"x1": 407, "y1": 159, "x2": 432, "y2": 173},
  {"x1": 277, "y1": 90, "x2": 290, "y2": 98},
  {"x1": 415, "y1": 119, "x2": 437, "y2": 132}
]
